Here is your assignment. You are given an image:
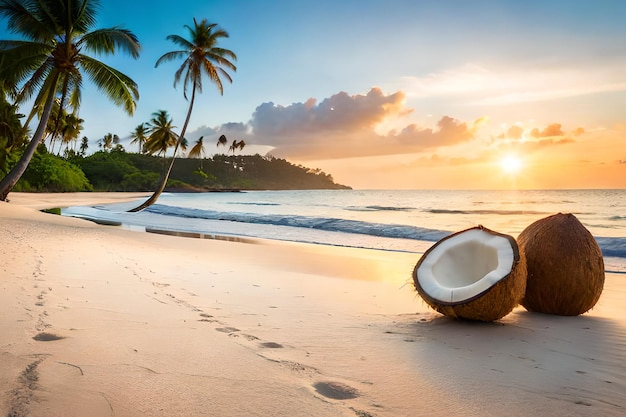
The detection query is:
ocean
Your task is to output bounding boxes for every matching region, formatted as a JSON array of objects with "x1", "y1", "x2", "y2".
[{"x1": 61, "y1": 189, "x2": 626, "y2": 274}]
